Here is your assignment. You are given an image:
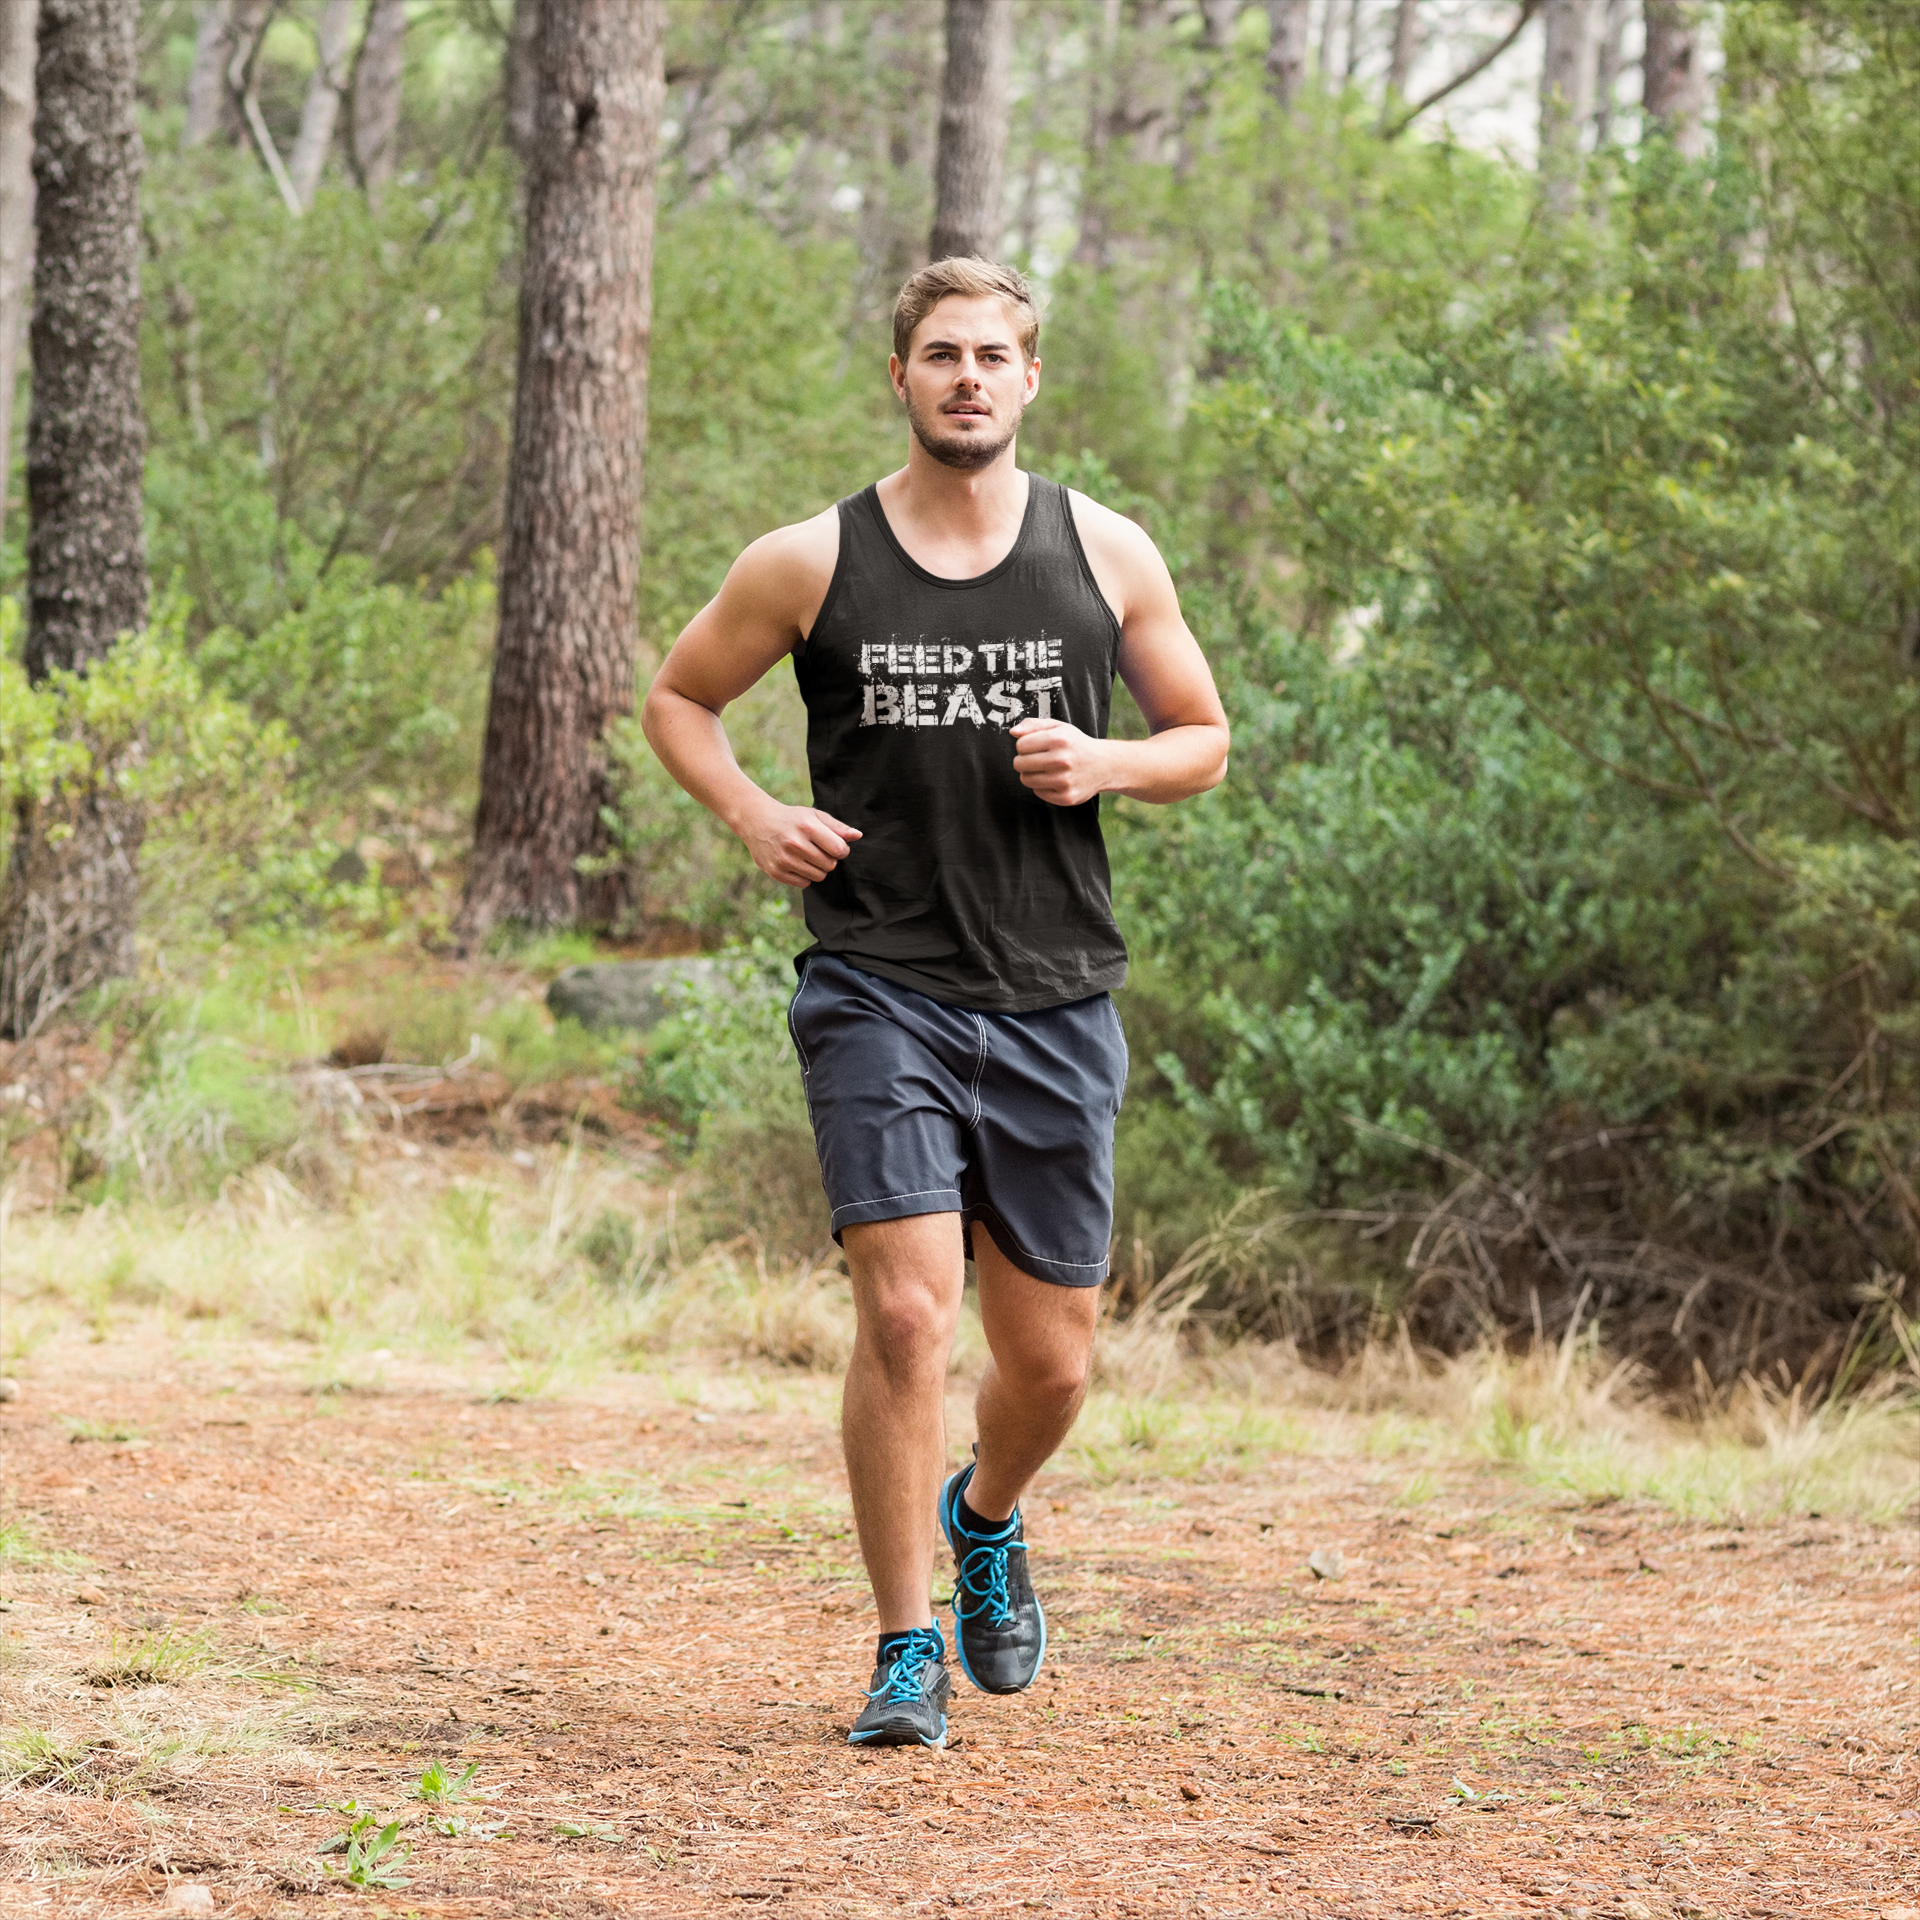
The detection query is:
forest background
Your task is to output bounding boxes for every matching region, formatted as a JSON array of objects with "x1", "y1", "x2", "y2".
[{"x1": 2, "y1": 0, "x2": 1918, "y2": 1419}]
